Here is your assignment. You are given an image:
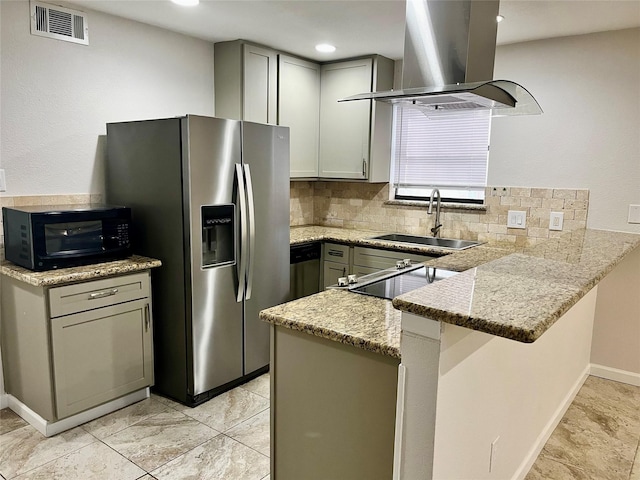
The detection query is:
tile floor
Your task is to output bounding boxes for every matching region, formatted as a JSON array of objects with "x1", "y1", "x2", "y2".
[
  {"x1": 0, "y1": 374, "x2": 270, "y2": 480},
  {"x1": 0, "y1": 374, "x2": 638, "y2": 479}
]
